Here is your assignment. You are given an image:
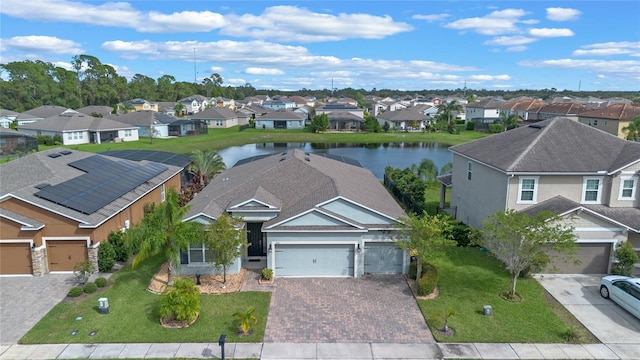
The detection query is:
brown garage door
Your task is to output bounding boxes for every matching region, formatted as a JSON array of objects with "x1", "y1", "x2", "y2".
[
  {"x1": 547, "y1": 242, "x2": 611, "y2": 274},
  {"x1": 0, "y1": 243, "x2": 33, "y2": 275},
  {"x1": 47, "y1": 240, "x2": 88, "y2": 272}
]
